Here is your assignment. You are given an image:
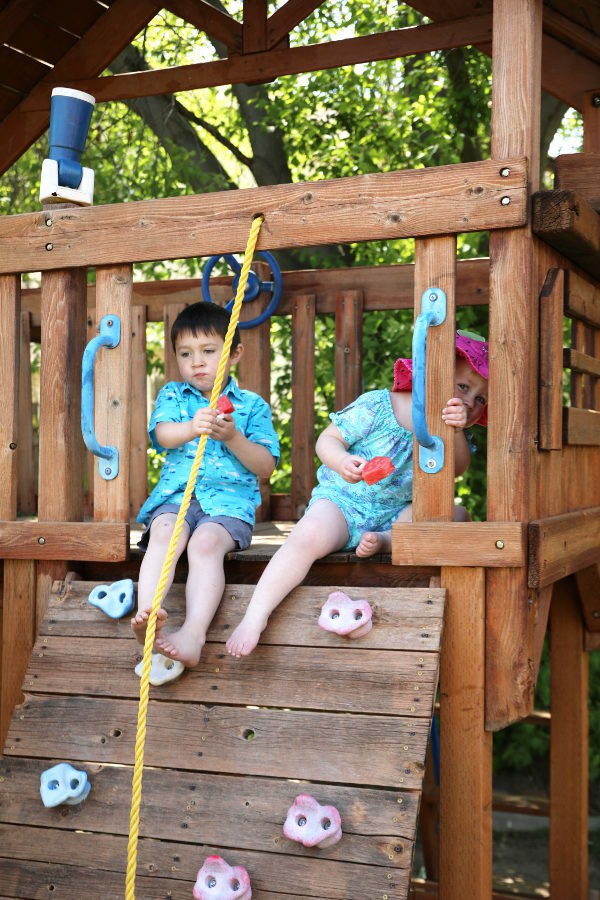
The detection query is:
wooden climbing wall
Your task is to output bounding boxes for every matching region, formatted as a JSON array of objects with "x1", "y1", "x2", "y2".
[{"x1": 0, "y1": 578, "x2": 445, "y2": 899}]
